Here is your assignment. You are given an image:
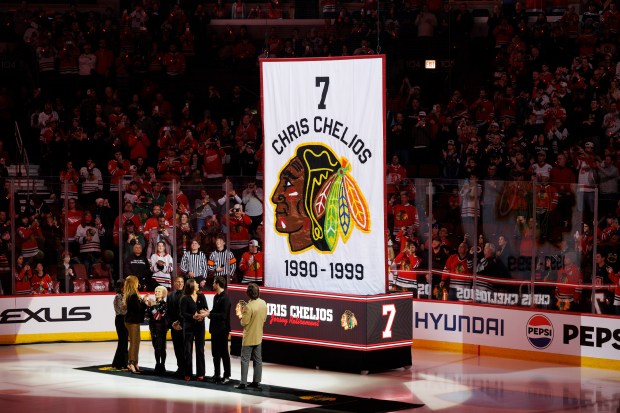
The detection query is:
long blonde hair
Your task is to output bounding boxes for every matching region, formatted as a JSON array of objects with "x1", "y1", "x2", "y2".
[{"x1": 123, "y1": 275, "x2": 141, "y2": 306}]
